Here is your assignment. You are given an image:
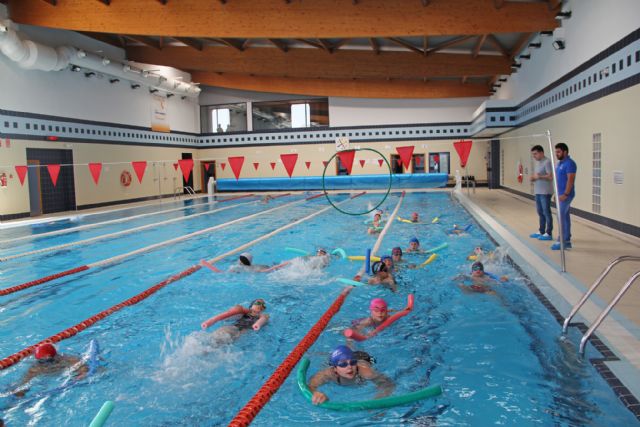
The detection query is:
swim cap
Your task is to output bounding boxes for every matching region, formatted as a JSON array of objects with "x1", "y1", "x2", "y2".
[
  {"x1": 412, "y1": 212, "x2": 418, "y2": 216},
  {"x1": 472, "y1": 261, "x2": 484, "y2": 272},
  {"x1": 330, "y1": 345, "x2": 355, "y2": 366},
  {"x1": 35, "y1": 343, "x2": 57, "y2": 360},
  {"x1": 372, "y1": 261, "x2": 387, "y2": 274},
  {"x1": 381, "y1": 255, "x2": 393, "y2": 264},
  {"x1": 317, "y1": 248, "x2": 327, "y2": 255},
  {"x1": 370, "y1": 298, "x2": 388, "y2": 311},
  {"x1": 239, "y1": 252, "x2": 253, "y2": 266},
  {"x1": 392, "y1": 247, "x2": 402, "y2": 255},
  {"x1": 250, "y1": 299, "x2": 266, "y2": 309},
  {"x1": 410, "y1": 237, "x2": 419, "y2": 244}
]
